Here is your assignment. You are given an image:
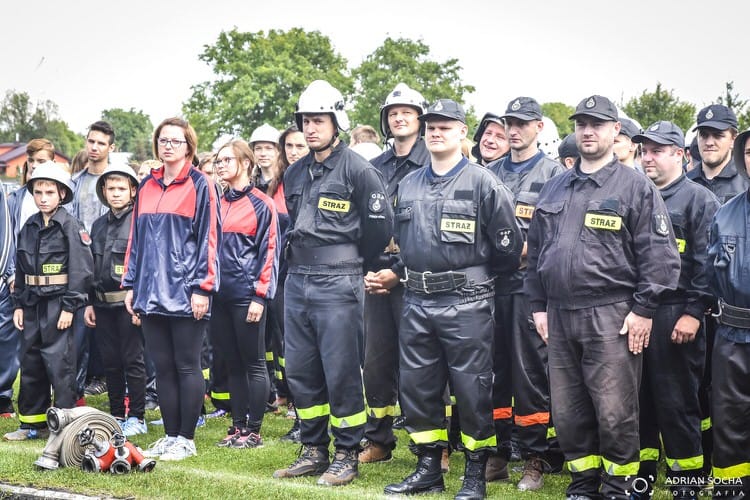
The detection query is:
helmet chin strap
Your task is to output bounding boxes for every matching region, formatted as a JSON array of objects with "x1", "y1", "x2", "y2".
[{"x1": 311, "y1": 132, "x2": 339, "y2": 153}]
